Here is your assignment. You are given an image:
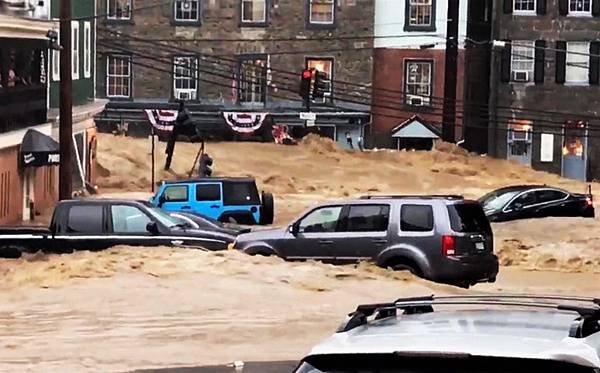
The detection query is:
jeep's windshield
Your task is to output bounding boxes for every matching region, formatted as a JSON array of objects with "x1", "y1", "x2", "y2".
[{"x1": 295, "y1": 355, "x2": 595, "y2": 373}]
